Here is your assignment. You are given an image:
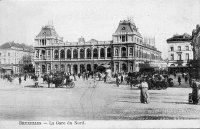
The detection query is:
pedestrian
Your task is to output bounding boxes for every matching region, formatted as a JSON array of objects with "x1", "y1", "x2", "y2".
[
  {"x1": 178, "y1": 76, "x2": 181, "y2": 85},
  {"x1": 174, "y1": 73, "x2": 176, "y2": 79},
  {"x1": 104, "y1": 73, "x2": 107, "y2": 83},
  {"x1": 185, "y1": 75, "x2": 188, "y2": 83},
  {"x1": 19, "y1": 76, "x2": 22, "y2": 85},
  {"x1": 34, "y1": 75, "x2": 39, "y2": 87},
  {"x1": 191, "y1": 79, "x2": 199, "y2": 104},
  {"x1": 121, "y1": 74, "x2": 124, "y2": 84},
  {"x1": 78, "y1": 73, "x2": 81, "y2": 78},
  {"x1": 24, "y1": 74, "x2": 27, "y2": 81},
  {"x1": 73, "y1": 74, "x2": 76, "y2": 81},
  {"x1": 139, "y1": 78, "x2": 149, "y2": 104},
  {"x1": 189, "y1": 77, "x2": 192, "y2": 87},
  {"x1": 116, "y1": 74, "x2": 120, "y2": 87},
  {"x1": 47, "y1": 76, "x2": 51, "y2": 88}
]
